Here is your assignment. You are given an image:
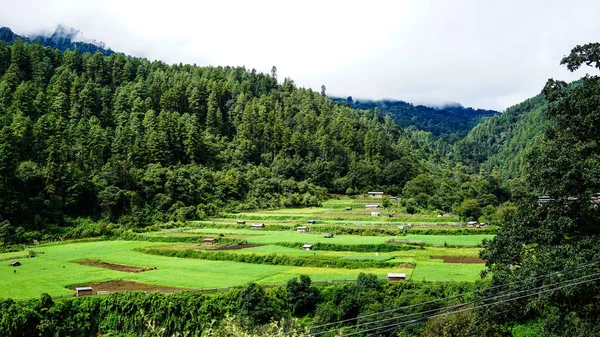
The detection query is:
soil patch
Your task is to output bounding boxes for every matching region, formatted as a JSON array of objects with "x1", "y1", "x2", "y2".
[
  {"x1": 67, "y1": 280, "x2": 188, "y2": 293},
  {"x1": 431, "y1": 256, "x2": 485, "y2": 264},
  {"x1": 397, "y1": 263, "x2": 414, "y2": 268},
  {"x1": 213, "y1": 244, "x2": 263, "y2": 250},
  {"x1": 76, "y1": 260, "x2": 156, "y2": 273}
]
